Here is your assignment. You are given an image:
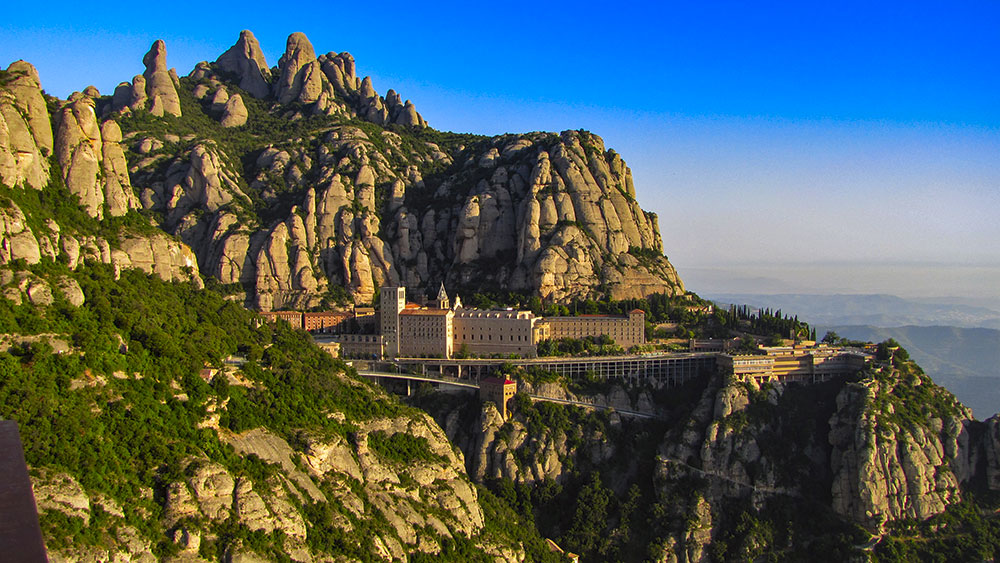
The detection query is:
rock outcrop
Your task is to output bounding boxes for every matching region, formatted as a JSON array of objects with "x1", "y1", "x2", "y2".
[
  {"x1": 141, "y1": 40, "x2": 182, "y2": 117},
  {"x1": 53, "y1": 96, "x2": 141, "y2": 219},
  {"x1": 219, "y1": 93, "x2": 248, "y2": 127},
  {"x1": 7, "y1": 30, "x2": 683, "y2": 308},
  {"x1": 54, "y1": 95, "x2": 106, "y2": 218},
  {"x1": 828, "y1": 369, "x2": 971, "y2": 530},
  {"x1": 0, "y1": 193, "x2": 201, "y2": 287},
  {"x1": 0, "y1": 61, "x2": 52, "y2": 189},
  {"x1": 275, "y1": 32, "x2": 327, "y2": 106},
  {"x1": 424, "y1": 359, "x2": 992, "y2": 561},
  {"x1": 109, "y1": 40, "x2": 182, "y2": 117},
  {"x1": 33, "y1": 383, "x2": 493, "y2": 562},
  {"x1": 215, "y1": 29, "x2": 271, "y2": 99},
  {"x1": 133, "y1": 118, "x2": 681, "y2": 308},
  {"x1": 0, "y1": 202, "x2": 44, "y2": 265}
]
